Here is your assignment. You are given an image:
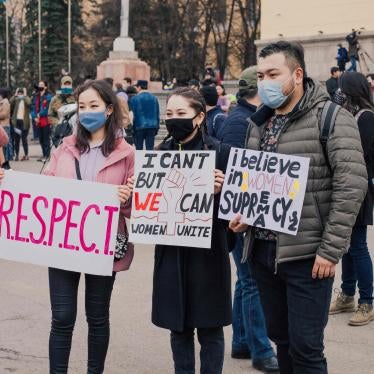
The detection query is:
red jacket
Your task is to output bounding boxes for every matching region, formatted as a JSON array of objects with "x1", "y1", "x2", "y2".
[{"x1": 44, "y1": 135, "x2": 135, "y2": 272}]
